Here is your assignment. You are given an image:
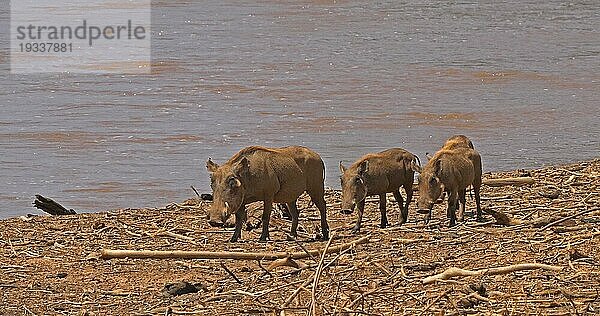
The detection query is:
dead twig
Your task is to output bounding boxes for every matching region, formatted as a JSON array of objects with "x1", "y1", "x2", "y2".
[
  {"x1": 310, "y1": 232, "x2": 336, "y2": 316},
  {"x1": 423, "y1": 263, "x2": 563, "y2": 284},
  {"x1": 541, "y1": 208, "x2": 600, "y2": 230},
  {"x1": 220, "y1": 262, "x2": 242, "y2": 284}
]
